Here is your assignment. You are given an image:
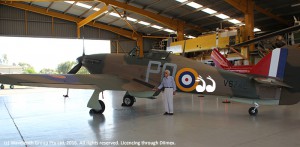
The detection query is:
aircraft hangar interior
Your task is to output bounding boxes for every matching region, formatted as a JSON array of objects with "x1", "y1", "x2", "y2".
[{"x1": 1, "y1": 0, "x2": 300, "y2": 146}]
